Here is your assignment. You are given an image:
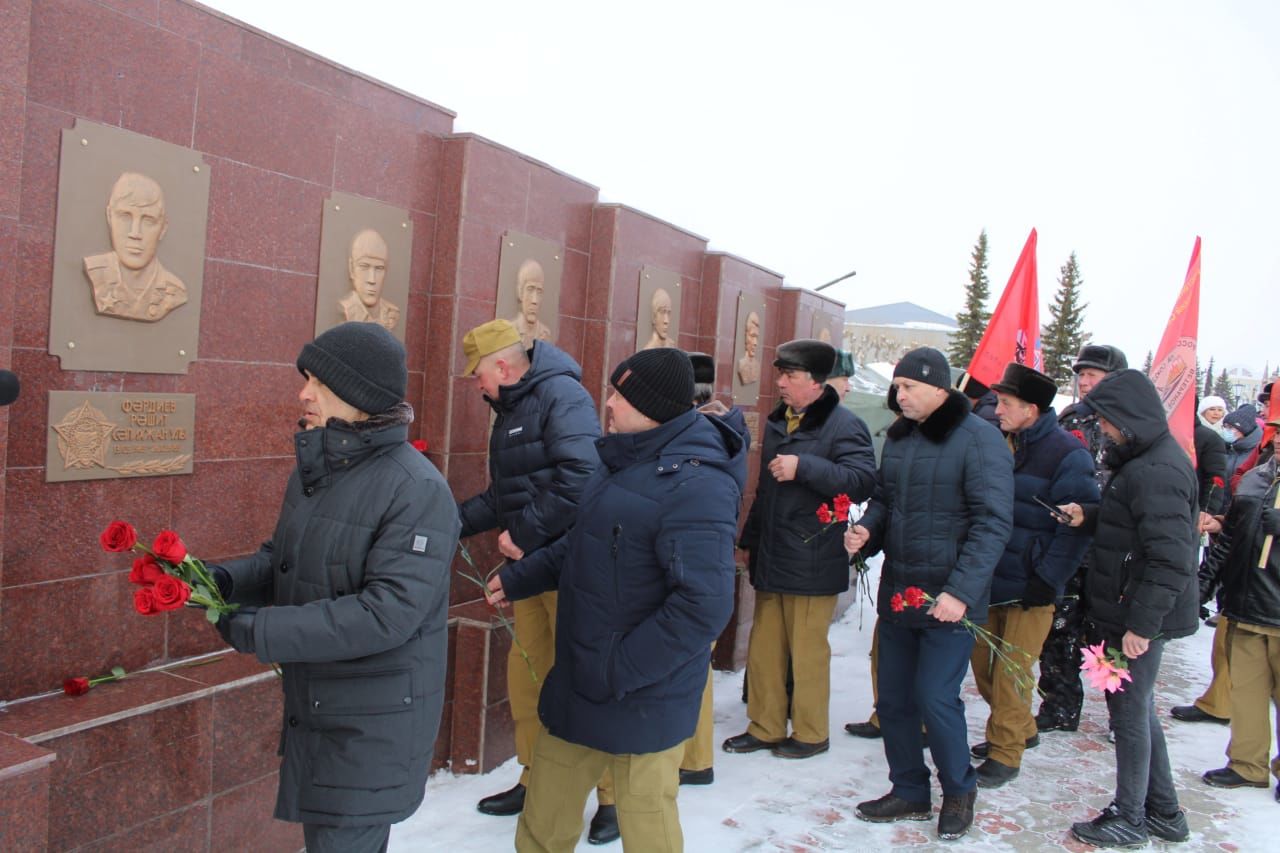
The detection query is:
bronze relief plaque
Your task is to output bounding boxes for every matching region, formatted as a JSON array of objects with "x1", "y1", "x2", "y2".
[
  {"x1": 46, "y1": 391, "x2": 195, "y2": 482},
  {"x1": 49, "y1": 120, "x2": 211, "y2": 373},
  {"x1": 495, "y1": 232, "x2": 564, "y2": 349},
  {"x1": 636, "y1": 266, "x2": 682, "y2": 352},
  {"x1": 732, "y1": 292, "x2": 766, "y2": 406},
  {"x1": 810, "y1": 310, "x2": 842, "y2": 347},
  {"x1": 316, "y1": 192, "x2": 413, "y2": 341}
]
